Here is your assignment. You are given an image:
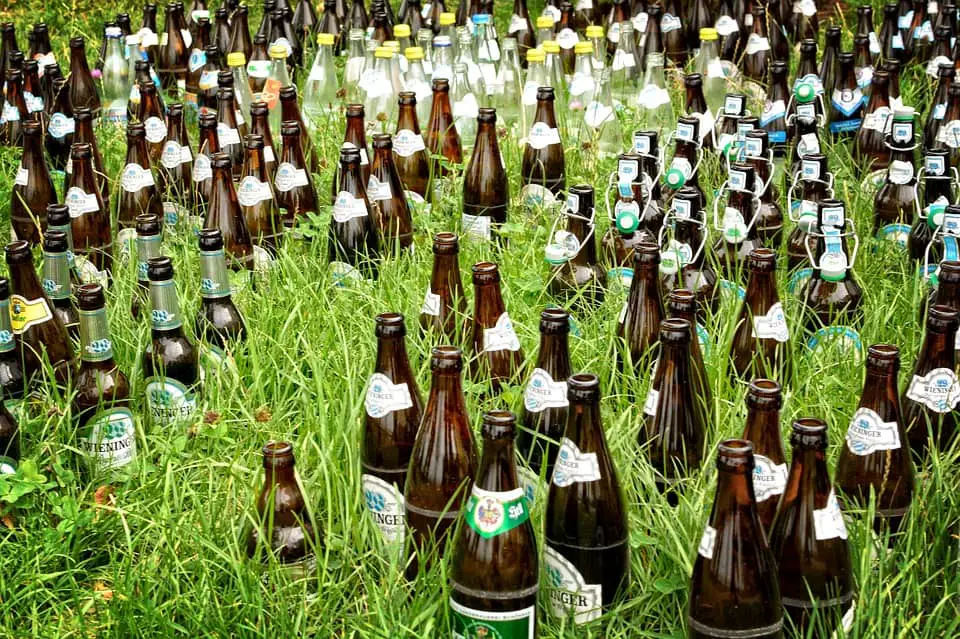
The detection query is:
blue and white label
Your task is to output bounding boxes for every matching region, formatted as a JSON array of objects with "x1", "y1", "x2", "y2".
[{"x1": 845, "y1": 407, "x2": 901, "y2": 456}]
